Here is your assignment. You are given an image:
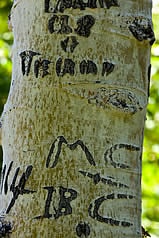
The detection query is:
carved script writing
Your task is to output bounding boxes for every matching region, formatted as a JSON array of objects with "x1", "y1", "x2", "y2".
[
  {"x1": 20, "y1": 51, "x2": 115, "y2": 78},
  {"x1": 45, "y1": 0, "x2": 120, "y2": 13}
]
